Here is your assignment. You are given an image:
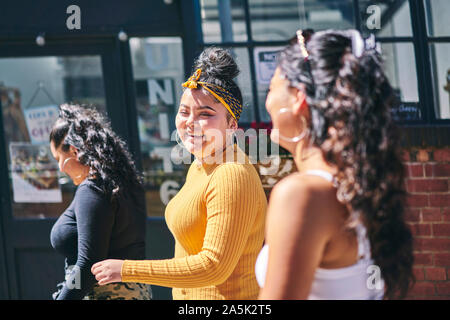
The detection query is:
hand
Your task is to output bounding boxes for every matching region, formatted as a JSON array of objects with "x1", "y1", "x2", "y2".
[{"x1": 91, "y1": 259, "x2": 124, "y2": 285}]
